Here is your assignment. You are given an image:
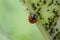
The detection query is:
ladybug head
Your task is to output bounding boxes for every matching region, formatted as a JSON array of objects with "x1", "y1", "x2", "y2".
[
  {"x1": 28, "y1": 13, "x2": 38, "y2": 24},
  {"x1": 30, "y1": 13, "x2": 38, "y2": 20}
]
